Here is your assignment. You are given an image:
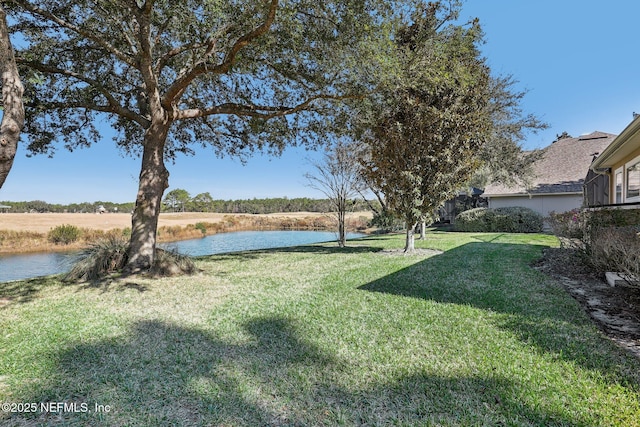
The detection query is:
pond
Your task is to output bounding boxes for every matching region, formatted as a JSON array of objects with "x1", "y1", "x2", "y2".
[{"x1": 0, "y1": 230, "x2": 364, "y2": 283}]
